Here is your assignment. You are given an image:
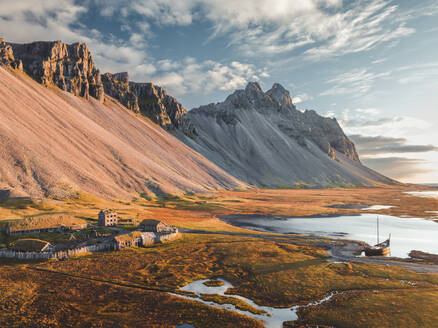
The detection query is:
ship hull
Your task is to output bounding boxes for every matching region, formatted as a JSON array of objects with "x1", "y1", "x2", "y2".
[{"x1": 364, "y1": 247, "x2": 390, "y2": 257}]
